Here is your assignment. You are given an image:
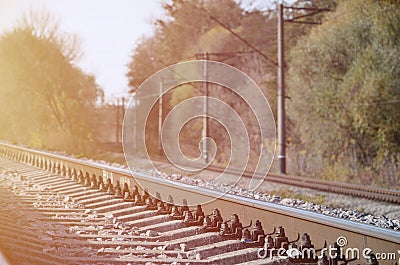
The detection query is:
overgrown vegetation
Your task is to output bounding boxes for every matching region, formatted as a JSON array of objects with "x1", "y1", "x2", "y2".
[
  {"x1": 270, "y1": 188, "x2": 326, "y2": 205},
  {"x1": 126, "y1": 0, "x2": 328, "y2": 170},
  {"x1": 287, "y1": 0, "x2": 400, "y2": 187},
  {"x1": 0, "y1": 10, "x2": 103, "y2": 153},
  {"x1": 1, "y1": 1, "x2": 398, "y2": 188},
  {"x1": 126, "y1": 0, "x2": 399, "y2": 187}
]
